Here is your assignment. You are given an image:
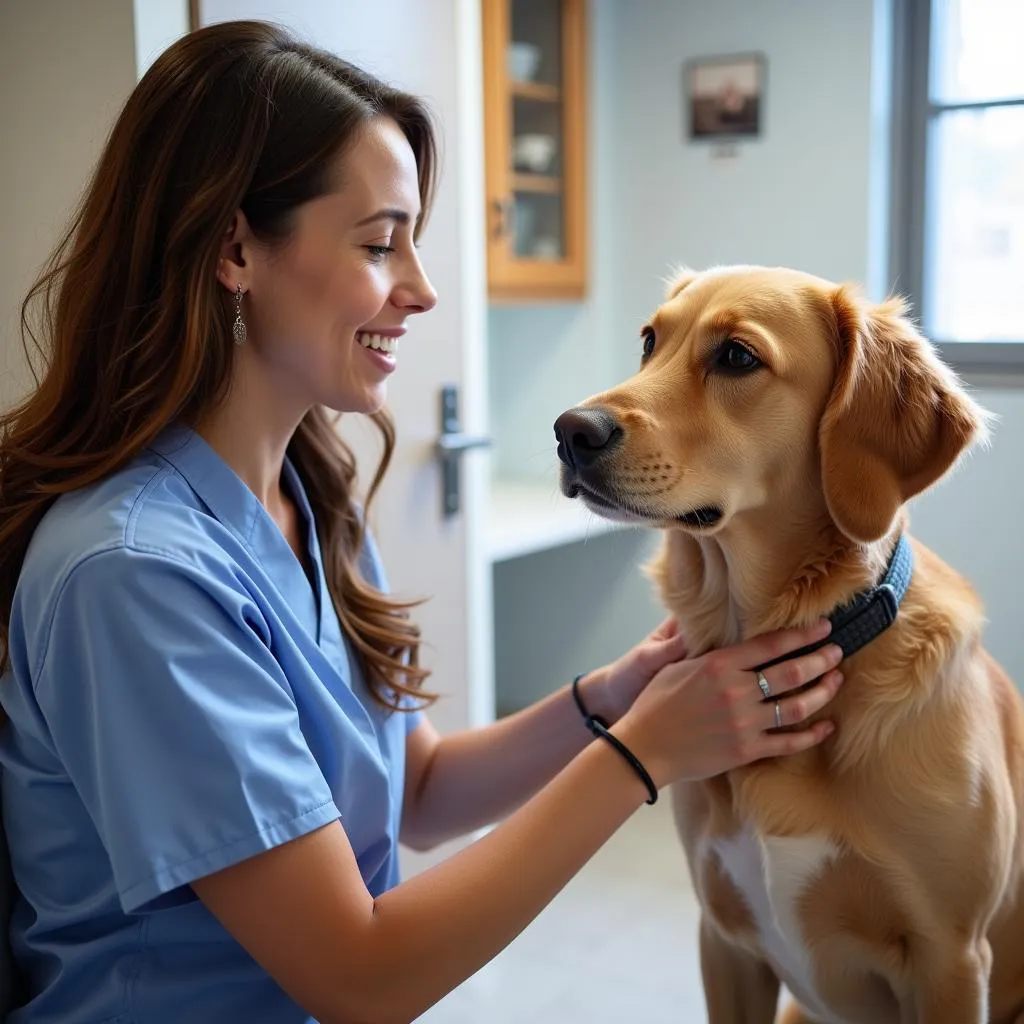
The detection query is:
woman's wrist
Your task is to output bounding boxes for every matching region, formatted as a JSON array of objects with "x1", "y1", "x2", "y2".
[
  {"x1": 610, "y1": 713, "x2": 669, "y2": 792},
  {"x1": 572, "y1": 673, "x2": 660, "y2": 802},
  {"x1": 573, "y1": 667, "x2": 622, "y2": 726}
]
